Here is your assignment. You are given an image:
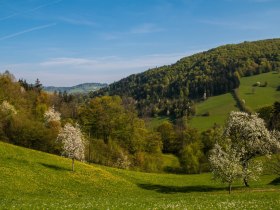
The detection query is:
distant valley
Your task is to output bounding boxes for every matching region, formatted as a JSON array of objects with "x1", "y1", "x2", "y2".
[{"x1": 44, "y1": 82, "x2": 108, "y2": 94}]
